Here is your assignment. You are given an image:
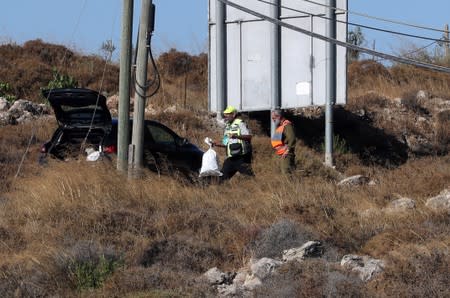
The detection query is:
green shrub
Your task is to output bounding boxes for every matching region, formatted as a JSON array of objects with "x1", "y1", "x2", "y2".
[
  {"x1": 0, "y1": 82, "x2": 16, "y2": 102},
  {"x1": 69, "y1": 254, "x2": 123, "y2": 291},
  {"x1": 45, "y1": 68, "x2": 78, "y2": 90},
  {"x1": 321, "y1": 134, "x2": 350, "y2": 155}
]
